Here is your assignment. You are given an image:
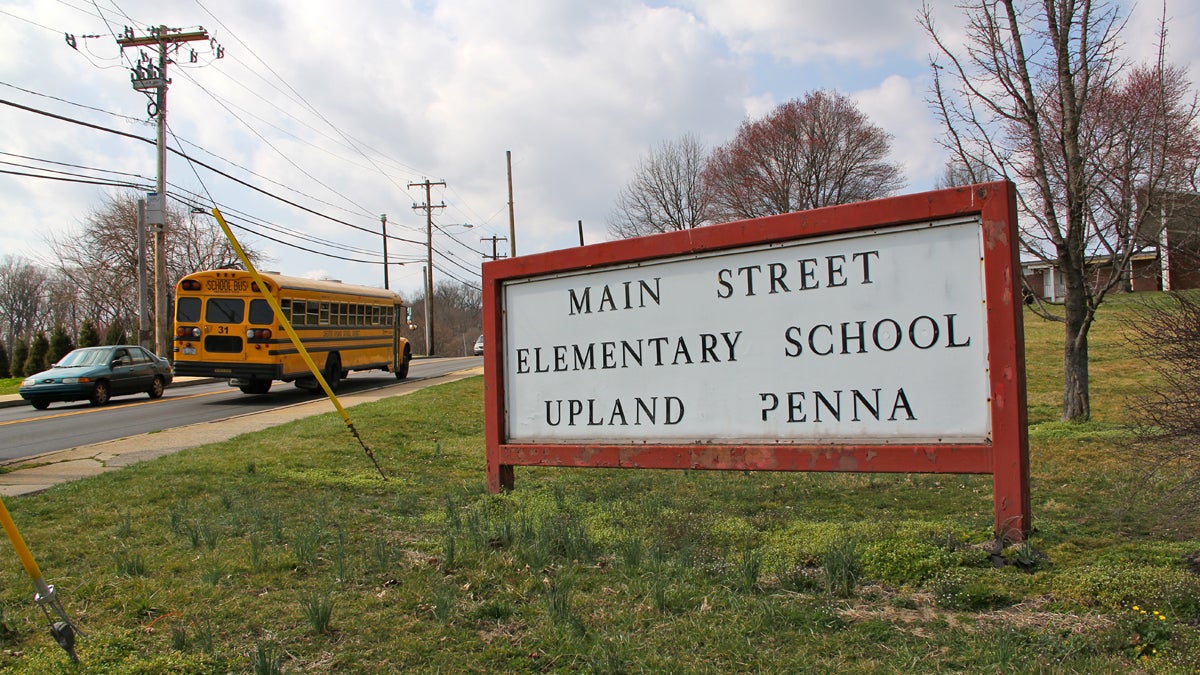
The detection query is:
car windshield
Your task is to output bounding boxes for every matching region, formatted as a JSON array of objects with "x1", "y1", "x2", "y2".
[{"x1": 55, "y1": 348, "x2": 112, "y2": 368}]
